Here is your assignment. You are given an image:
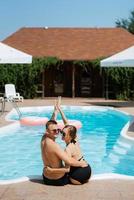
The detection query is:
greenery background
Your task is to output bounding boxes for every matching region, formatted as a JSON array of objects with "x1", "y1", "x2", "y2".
[{"x1": 0, "y1": 57, "x2": 134, "y2": 100}]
